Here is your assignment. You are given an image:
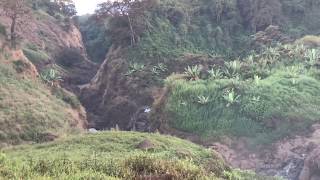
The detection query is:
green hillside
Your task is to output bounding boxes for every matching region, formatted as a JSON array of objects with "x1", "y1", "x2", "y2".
[
  {"x1": 0, "y1": 131, "x2": 274, "y2": 179},
  {"x1": 0, "y1": 51, "x2": 84, "y2": 147},
  {"x1": 164, "y1": 43, "x2": 320, "y2": 145}
]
